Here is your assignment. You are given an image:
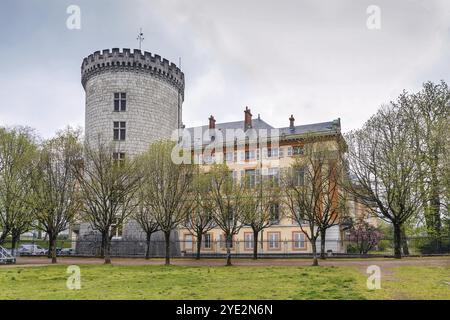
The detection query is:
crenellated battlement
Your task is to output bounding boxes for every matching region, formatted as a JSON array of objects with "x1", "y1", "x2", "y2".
[{"x1": 81, "y1": 48, "x2": 185, "y2": 95}]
